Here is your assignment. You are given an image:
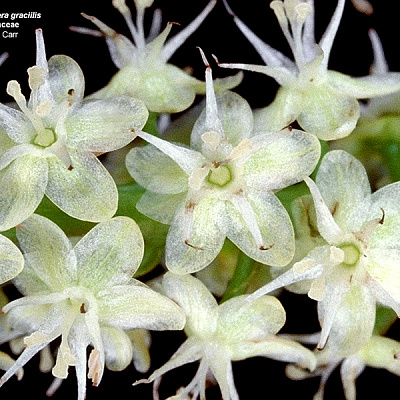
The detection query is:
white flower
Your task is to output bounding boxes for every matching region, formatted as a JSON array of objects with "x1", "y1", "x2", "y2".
[
  {"x1": 286, "y1": 332, "x2": 400, "y2": 400},
  {"x1": 134, "y1": 272, "x2": 316, "y2": 400},
  {"x1": 219, "y1": 0, "x2": 400, "y2": 140},
  {"x1": 0, "y1": 234, "x2": 24, "y2": 285},
  {"x1": 72, "y1": 0, "x2": 242, "y2": 113},
  {"x1": 248, "y1": 150, "x2": 400, "y2": 355},
  {"x1": 126, "y1": 53, "x2": 320, "y2": 274},
  {"x1": 0, "y1": 29, "x2": 148, "y2": 231},
  {"x1": 0, "y1": 215, "x2": 185, "y2": 400}
]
